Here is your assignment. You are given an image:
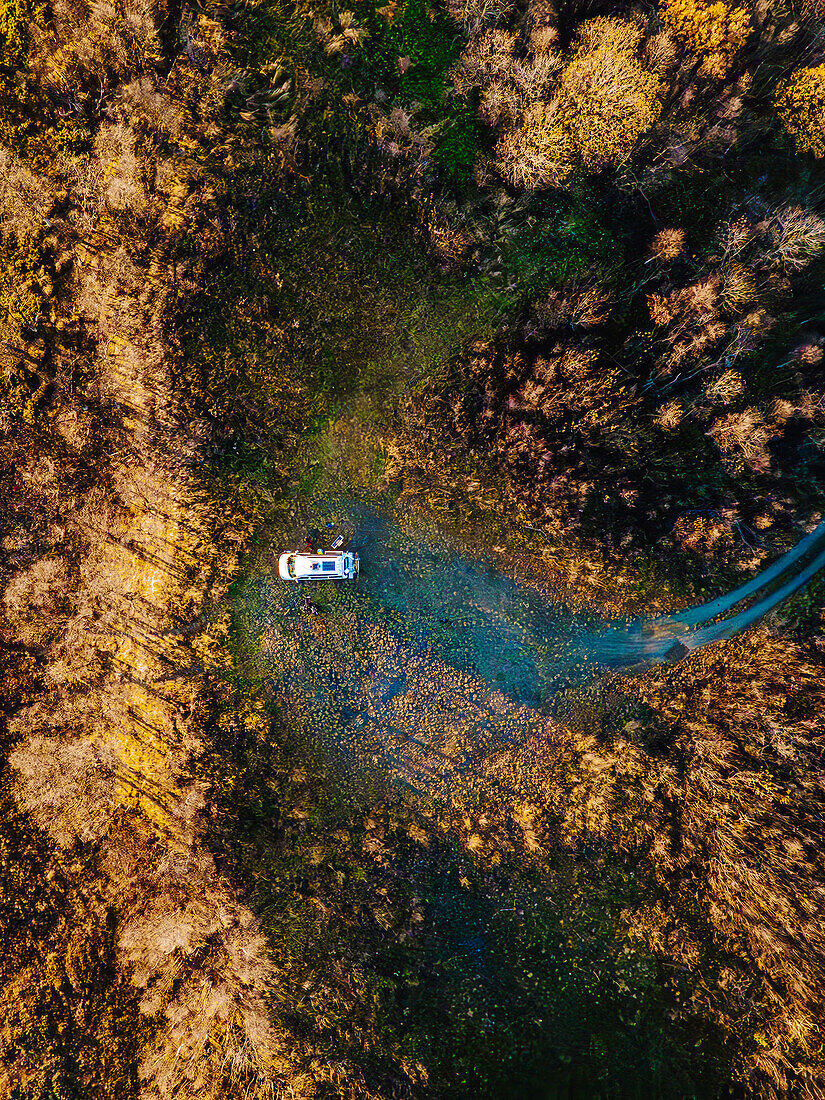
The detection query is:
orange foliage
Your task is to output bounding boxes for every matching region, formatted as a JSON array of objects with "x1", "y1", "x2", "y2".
[
  {"x1": 660, "y1": 0, "x2": 751, "y2": 77},
  {"x1": 776, "y1": 65, "x2": 825, "y2": 157}
]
